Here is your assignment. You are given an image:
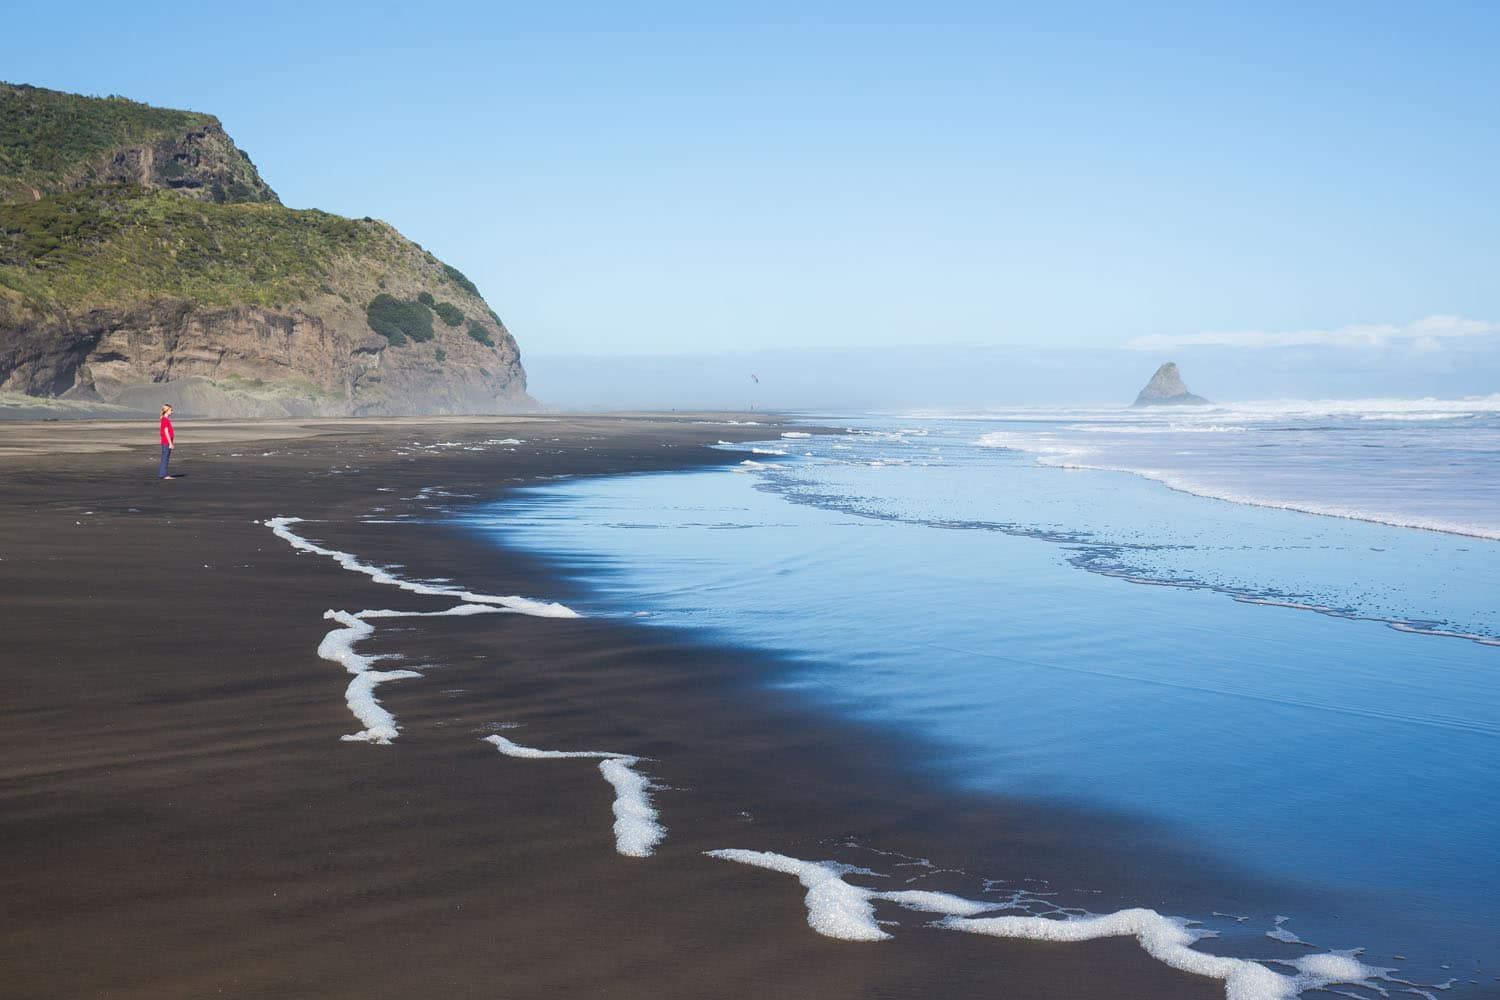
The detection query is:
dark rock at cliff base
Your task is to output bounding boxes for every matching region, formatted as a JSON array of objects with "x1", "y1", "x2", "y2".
[{"x1": 1132, "y1": 363, "x2": 1210, "y2": 407}]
